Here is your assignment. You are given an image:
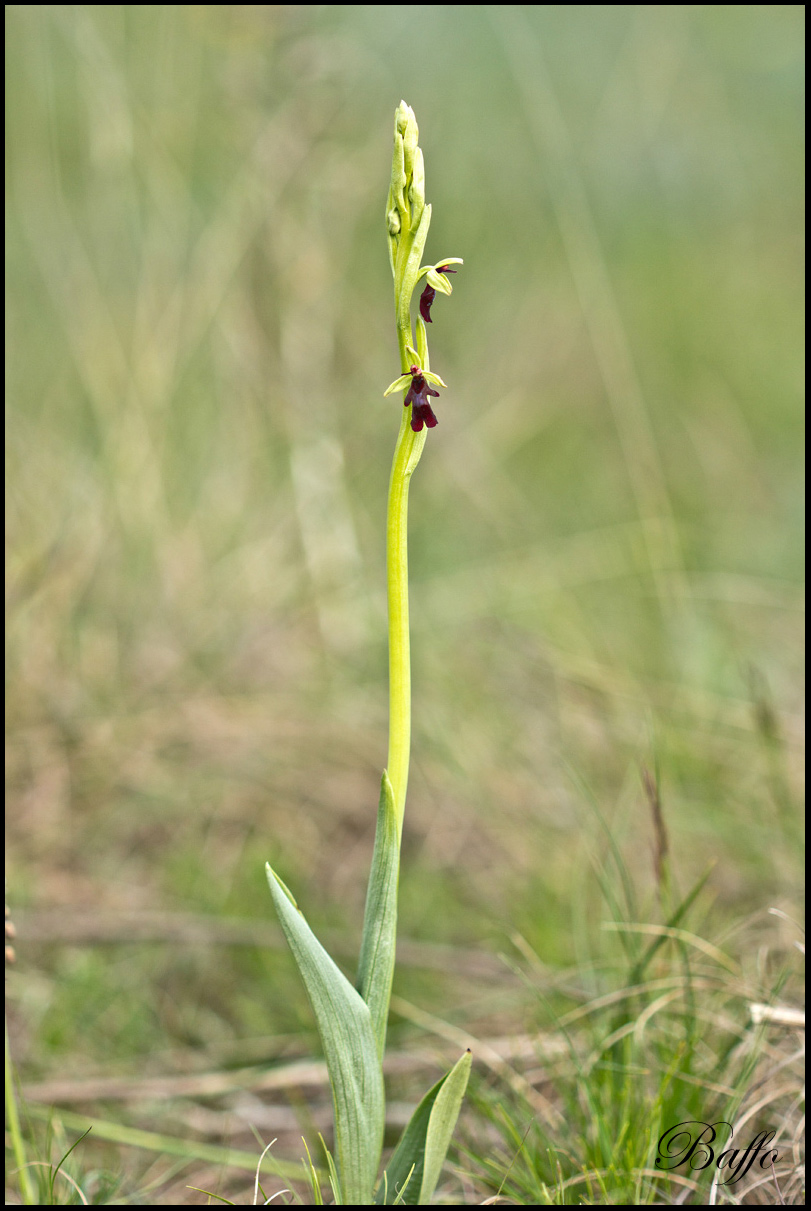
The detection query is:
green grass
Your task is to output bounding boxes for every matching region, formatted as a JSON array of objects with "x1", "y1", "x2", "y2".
[
  {"x1": 463, "y1": 869, "x2": 804, "y2": 1205},
  {"x1": 5, "y1": 4, "x2": 804, "y2": 1204}
]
